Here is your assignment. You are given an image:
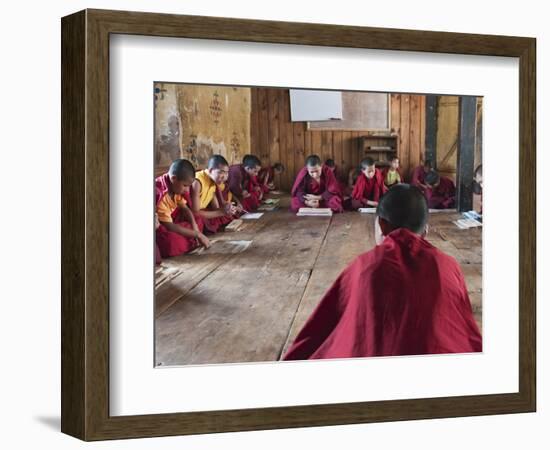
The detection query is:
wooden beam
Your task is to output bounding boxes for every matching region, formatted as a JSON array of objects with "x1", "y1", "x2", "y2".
[
  {"x1": 457, "y1": 96, "x2": 477, "y2": 212},
  {"x1": 425, "y1": 95, "x2": 438, "y2": 167}
]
